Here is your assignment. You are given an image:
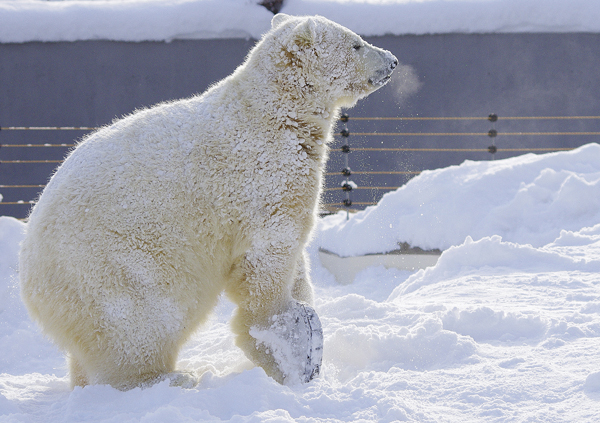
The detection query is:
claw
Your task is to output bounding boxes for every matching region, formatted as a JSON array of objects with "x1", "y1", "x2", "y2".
[{"x1": 297, "y1": 302, "x2": 323, "y2": 382}]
